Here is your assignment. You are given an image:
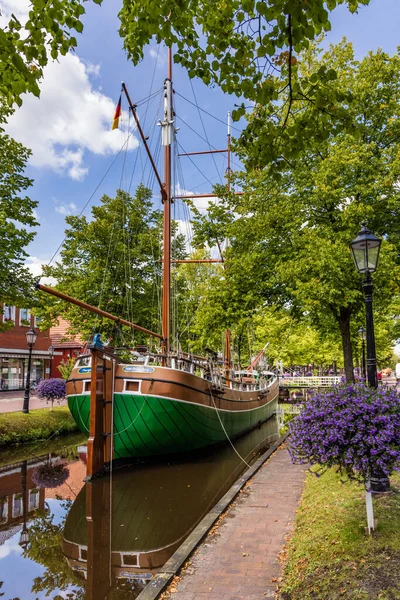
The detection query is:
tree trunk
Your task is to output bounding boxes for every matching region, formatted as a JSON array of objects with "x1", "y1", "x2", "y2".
[{"x1": 337, "y1": 308, "x2": 354, "y2": 383}]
